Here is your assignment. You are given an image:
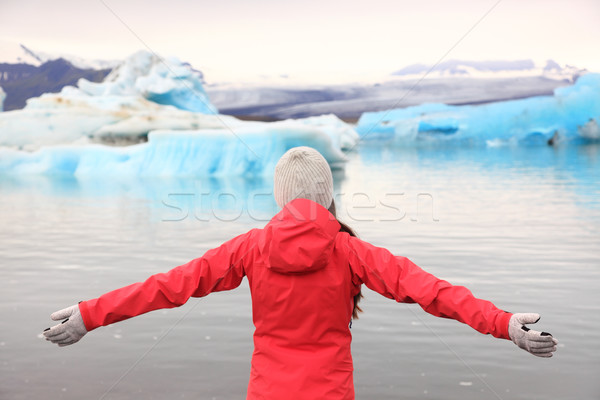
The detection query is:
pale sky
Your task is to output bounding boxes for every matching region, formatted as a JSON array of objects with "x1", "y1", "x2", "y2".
[{"x1": 1, "y1": 0, "x2": 598, "y2": 83}]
